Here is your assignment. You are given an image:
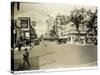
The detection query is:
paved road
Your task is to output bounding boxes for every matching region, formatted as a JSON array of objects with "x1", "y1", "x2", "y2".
[{"x1": 13, "y1": 41, "x2": 97, "y2": 71}]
